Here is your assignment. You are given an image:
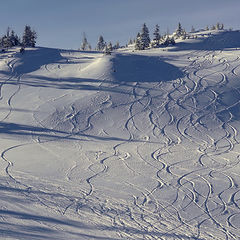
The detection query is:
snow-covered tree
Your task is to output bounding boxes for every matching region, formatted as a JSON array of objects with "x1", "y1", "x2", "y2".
[
  {"x1": 96, "y1": 35, "x2": 106, "y2": 51},
  {"x1": 206, "y1": 25, "x2": 209, "y2": 31},
  {"x1": 191, "y1": 26, "x2": 195, "y2": 32},
  {"x1": 107, "y1": 42, "x2": 113, "y2": 51},
  {"x1": 0, "y1": 27, "x2": 19, "y2": 49},
  {"x1": 211, "y1": 25, "x2": 216, "y2": 30},
  {"x1": 104, "y1": 42, "x2": 112, "y2": 55},
  {"x1": 113, "y1": 41, "x2": 120, "y2": 49},
  {"x1": 80, "y1": 32, "x2": 90, "y2": 51},
  {"x1": 176, "y1": 23, "x2": 183, "y2": 36},
  {"x1": 162, "y1": 36, "x2": 175, "y2": 47},
  {"x1": 216, "y1": 23, "x2": 224, "y2": 30},
  {"x1": 22, "y1": 25, "x2": 37, "y2": 47},
  {"x1": 174, "y1": 22, "x2": 187, "y2": 39},
  {"x1": 10, "y1": 30, "x2": 20, "y2": 46},
  {"x1": 1, "y1": 35, "x2": 12, "y2": 49},
  {"x1": 216, "y1": 23, "x2": 221, "y2": 30},
  {"x1": 135, "y1": 23, "x2": 150, "y2": 50},
  {"x1": 128, "y1": 38, "x2": 133, "y2": 45},
  {"x1": 151, "y1": 24, "x2": 161, "y2": 48},
  {"x1": 135, "y1": 32, "x2": 142, "y2": 50},
  {"x1": 140, "y1": 23, "x2": 150, "y2": 49}
]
